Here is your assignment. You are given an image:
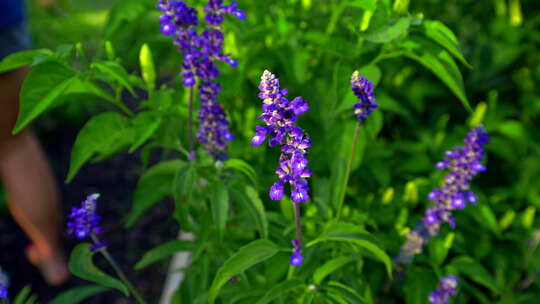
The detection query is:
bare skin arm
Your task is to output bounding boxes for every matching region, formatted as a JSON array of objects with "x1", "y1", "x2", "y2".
[{"x1": 0, "y1": 68, "x2": 69, "y2": 286}]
